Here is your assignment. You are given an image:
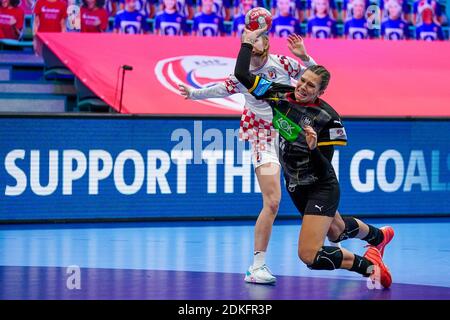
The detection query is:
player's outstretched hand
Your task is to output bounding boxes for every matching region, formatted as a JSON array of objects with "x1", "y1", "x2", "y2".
[
  {"x1": 242, "y1": 26, "x2": 268, "y2": 45},
  {"x1": 304, "y1": 125, "x2": 317, "y2": 150},
  {"x1": 178, "y1": 83, "x2": 192, "y2": 99},
  {"x1": 287, "y1": 34, "x2": 309, "y2": 61}
]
